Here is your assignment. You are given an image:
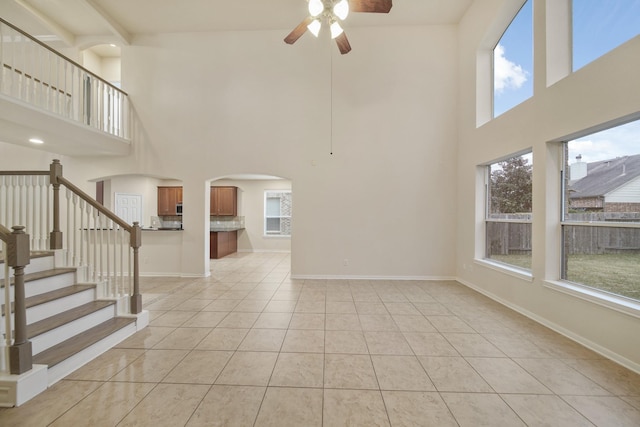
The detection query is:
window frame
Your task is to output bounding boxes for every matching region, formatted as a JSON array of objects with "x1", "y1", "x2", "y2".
[
  {"x1": 572, "y1": 0, "x2": 640, "y2": 72},
  {"x1": 482, "y1": 150, "x2": 534, "y2": 276},
  {"x1": 492, "y1": 0, "x2": 533, "y2": 118},
  {"x1": 557, "y1": 127, "x2": 640, "y2": 305},
  {"x1": 263, "y1": 190, "x2": 292, "y2": 237}
]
